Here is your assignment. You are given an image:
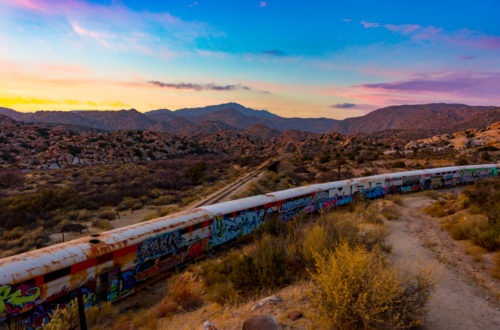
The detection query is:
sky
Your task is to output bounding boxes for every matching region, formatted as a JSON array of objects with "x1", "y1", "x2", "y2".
[{"x1": 0, "y1": 0, "x2": 499, "y2": 119}]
